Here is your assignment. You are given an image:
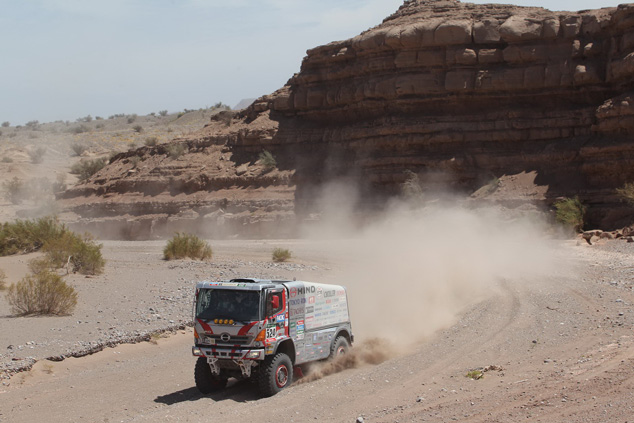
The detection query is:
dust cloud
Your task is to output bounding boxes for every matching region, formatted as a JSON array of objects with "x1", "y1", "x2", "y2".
[{"x1": 301, "y1": 183, "x2": 561, "y2": 348}]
